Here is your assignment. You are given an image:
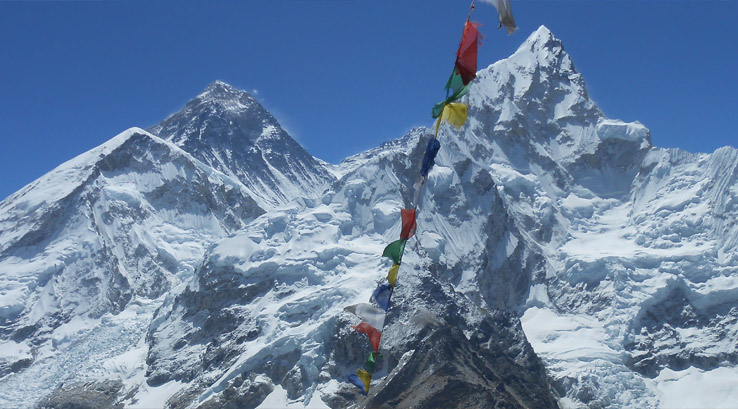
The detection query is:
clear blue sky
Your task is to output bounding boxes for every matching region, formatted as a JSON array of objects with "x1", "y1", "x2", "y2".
[{"x1": 1, "y1": 1, "x2": 736, "y2": 201}]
